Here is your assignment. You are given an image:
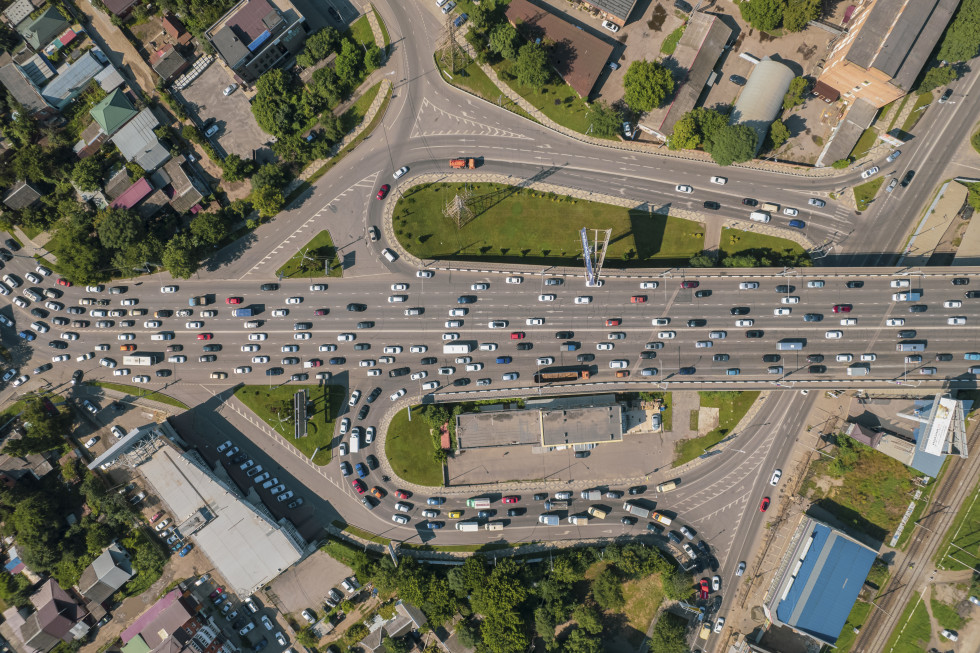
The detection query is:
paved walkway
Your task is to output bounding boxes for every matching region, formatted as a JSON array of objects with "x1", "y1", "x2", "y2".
[{"x1": 363, "y1": 3, "x2": 386, "y2": 56}]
